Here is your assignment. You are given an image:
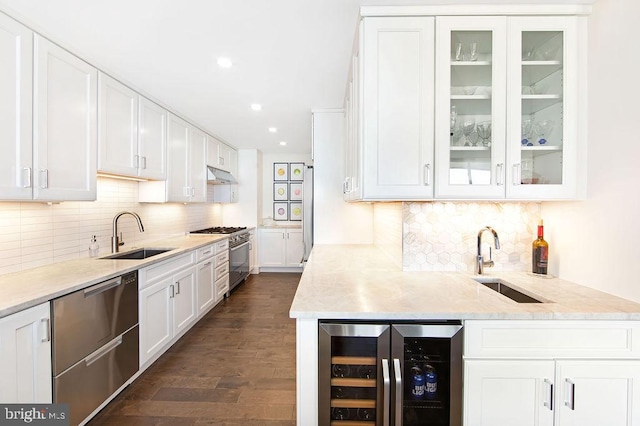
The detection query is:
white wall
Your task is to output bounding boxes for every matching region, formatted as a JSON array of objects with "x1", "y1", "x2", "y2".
[
  {"x1": 312, "y1": 111, "x2": 373, "y2": 244},
  {"x1": 542, "y1": 0, "x2": 640, "y2": 302}
]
